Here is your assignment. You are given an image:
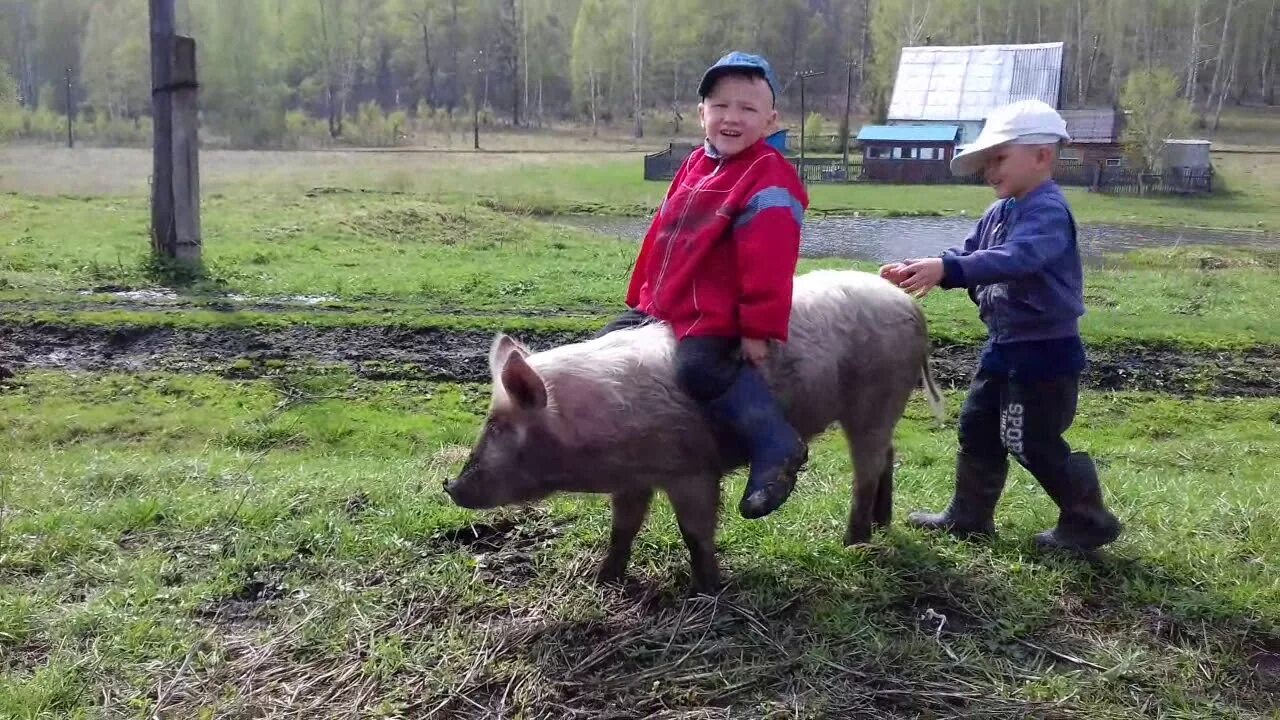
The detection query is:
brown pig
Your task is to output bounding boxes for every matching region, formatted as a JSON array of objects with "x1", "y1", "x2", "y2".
[{"x1": 443, "y1": 269, "x2": 945, "y2": 593}]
